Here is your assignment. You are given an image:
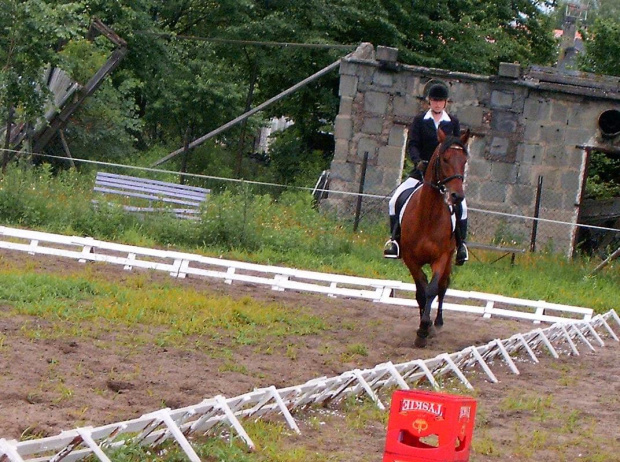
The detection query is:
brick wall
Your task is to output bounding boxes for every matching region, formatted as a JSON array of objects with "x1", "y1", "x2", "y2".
[{"x1": 324, "y1": 44, "x2": 620, "y2": 254}]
